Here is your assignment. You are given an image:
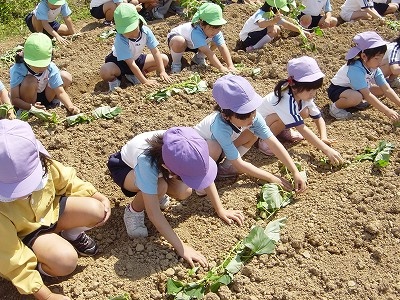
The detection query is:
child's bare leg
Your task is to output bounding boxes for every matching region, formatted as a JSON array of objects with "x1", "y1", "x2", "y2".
[
  {"x1": 299, "y1": 15, "x2": 312, "y2": 28},
  {"x1": 167, "y1": 178, "x2": 192, "y2": 200},
  {"x1": 142, "y1": 53, "x2": 169, "y2": 73},
  {"x1": 100, "y1": 62, "x2": 121, "y2": 81},
  {"x1": 32, "y1": 233, "x2": 78, "y2": 276},
  {"x1": 130, "y1": 178, "x2": 168, "y2": 211},
  {"x1": 265, "y1": 113, "x2": 285, "y2": 136},
  {"x1": 31, "y1": 15, "x2": 44, "y2": 32},
  {"x1": 350, "y1": 11, "x2": 372, "y2": 21},
  {"x1": 19, "y1": 76, "x2": 39, "y2": 105},
  {"x1": 206, "y1": 139, "x2": 223, "y2": 162},
  {"x1": 233, "y1": 129, "x2": 258, "y2": 148},
  {"x1": 384, "y1": 4, "x2": 398, "y2": 15},
  {"x1": 334, "y1": 90, "x2": 363, "y2": 108},
  {"x1": 57, "y1": 24, "x2": 74, "y2": 36},
  {"x1": 319, "y1": 16, "x2": 338, "y2": 28},
  {"x1": 103, "y1": 2, "x2": 118, "y2": 21}
]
